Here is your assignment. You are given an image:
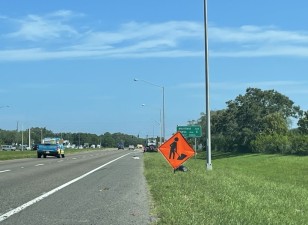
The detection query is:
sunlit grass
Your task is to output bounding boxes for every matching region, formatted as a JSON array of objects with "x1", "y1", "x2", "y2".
[
  {"x1": 144, "y1": 151, "x2": 308, "y2": 225},
  {"x1": 0, "y1": 150, "x2": 36, "y2": 160}
]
